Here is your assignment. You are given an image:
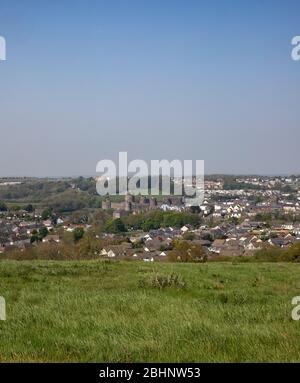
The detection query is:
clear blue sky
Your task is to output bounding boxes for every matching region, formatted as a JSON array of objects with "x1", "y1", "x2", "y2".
[{"x1": 0, "y1": 0, "x2": 299, "y2": 176}]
